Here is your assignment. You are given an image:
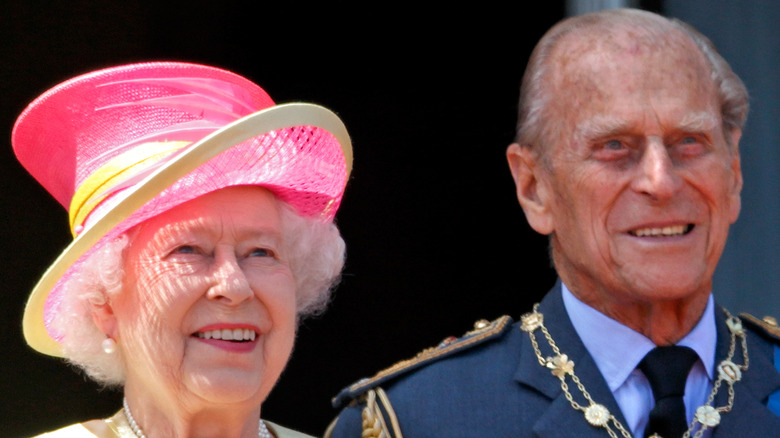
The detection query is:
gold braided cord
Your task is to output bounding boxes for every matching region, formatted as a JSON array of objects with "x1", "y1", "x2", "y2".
[
  {"x1": 361, "y1": 390, "x2": 393, "y2": 438},
  {"x1": 323, "y1": 418, "x2": 338, "y2": 438},
  {"x1": 521, "y1": 304, "x2": 749, "y2": 438},
  {"x1": 375, "y1": 388, "x2": 403, "y2": 438}
]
